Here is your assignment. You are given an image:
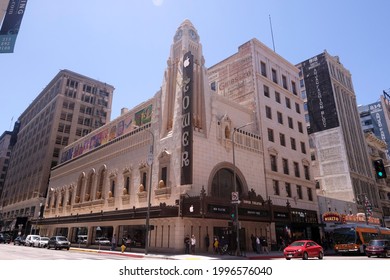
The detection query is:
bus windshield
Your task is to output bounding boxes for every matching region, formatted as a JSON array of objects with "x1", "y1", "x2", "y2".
[{"x1": 333, "y1": 227, "x2": 357, "y2": 244}]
